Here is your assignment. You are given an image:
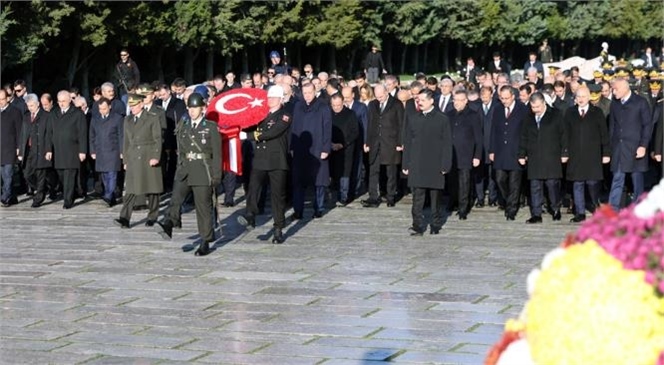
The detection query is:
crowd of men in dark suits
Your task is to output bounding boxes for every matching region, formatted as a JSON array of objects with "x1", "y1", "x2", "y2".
[{"x1": 1, "y1": 46, "x2": 663, "y2": 239}]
